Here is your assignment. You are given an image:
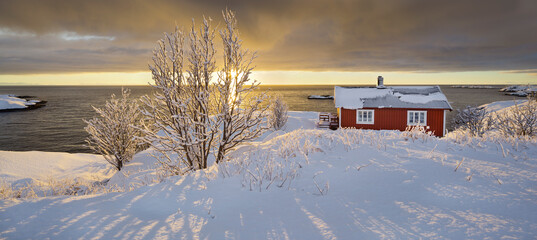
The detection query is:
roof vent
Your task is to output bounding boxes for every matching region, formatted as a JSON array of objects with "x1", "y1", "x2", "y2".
[{"x1": 377, "y1": 76, "x2": 385, "y2": 88}]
